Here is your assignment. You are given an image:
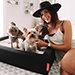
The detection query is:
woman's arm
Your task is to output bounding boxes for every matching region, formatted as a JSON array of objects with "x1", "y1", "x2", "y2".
[
  {"x1": 36, "y1": 20, "x2": 72, "y2": 52},
  {"x1": 50, "y1": 20, "x2": 72, "y2": 51}
]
